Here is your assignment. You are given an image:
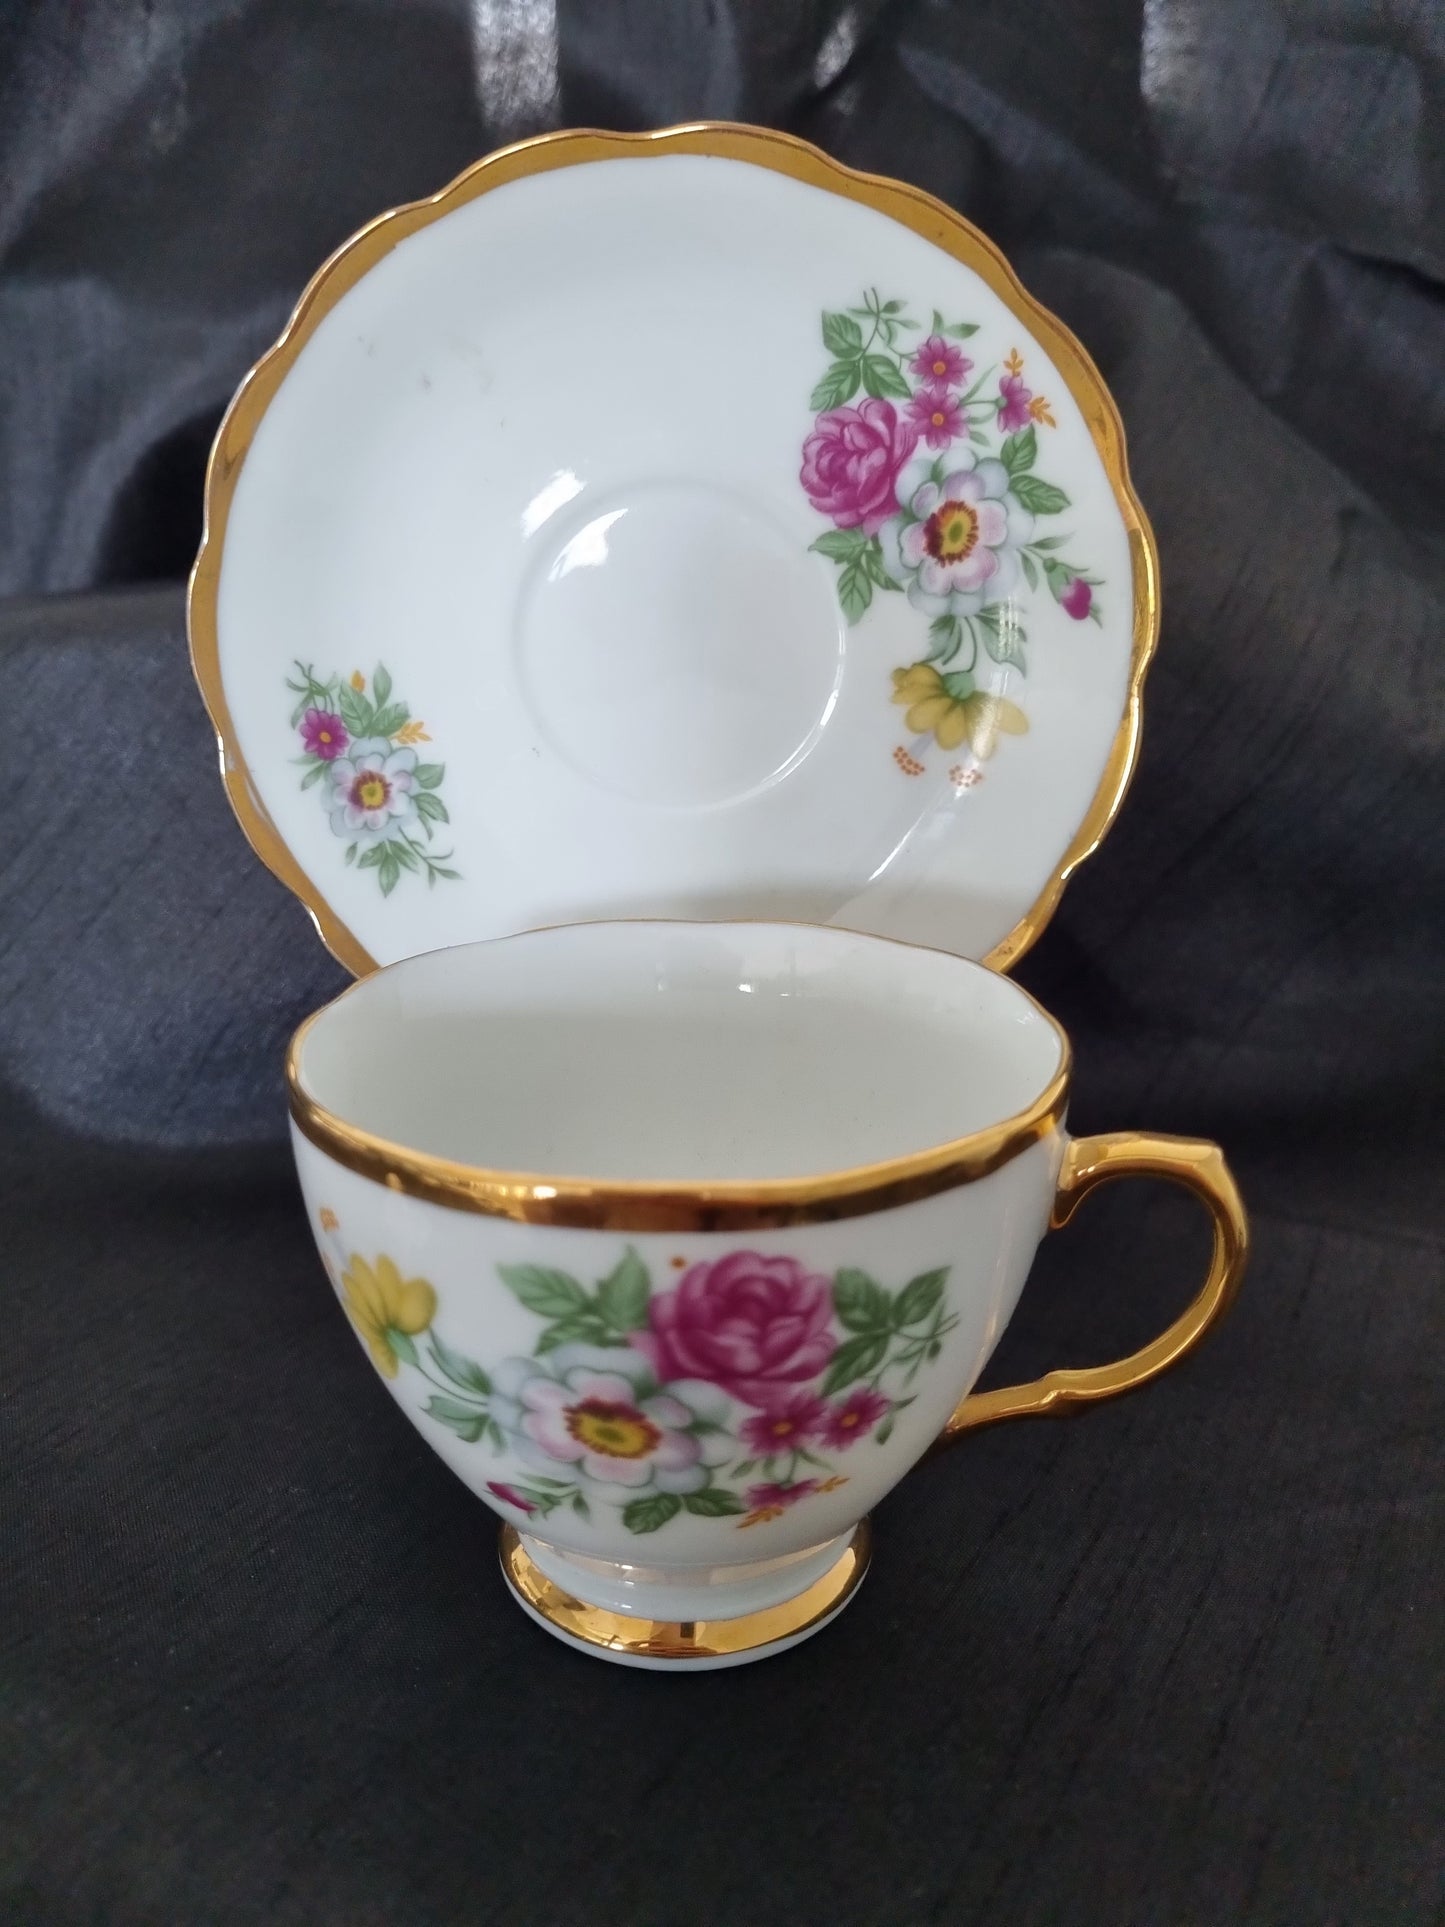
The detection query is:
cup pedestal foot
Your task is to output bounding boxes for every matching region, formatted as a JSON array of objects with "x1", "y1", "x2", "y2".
[{"x1": 498, "y1": 1519, "x2": 871, "y2": 1670}]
